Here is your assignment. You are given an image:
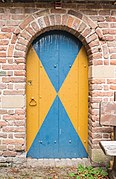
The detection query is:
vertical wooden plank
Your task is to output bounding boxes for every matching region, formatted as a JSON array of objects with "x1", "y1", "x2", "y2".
[
  {"x1": 26, "y1": 46, "x2": 40, "y2": 152},
  {"x1": 78, "y1": 46, "x2": 88, "y2": 152}
]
